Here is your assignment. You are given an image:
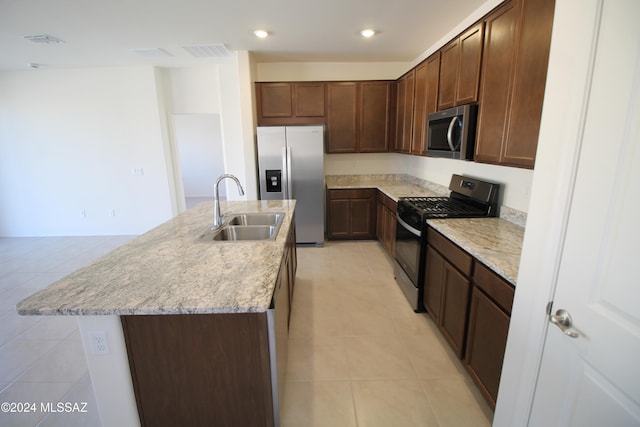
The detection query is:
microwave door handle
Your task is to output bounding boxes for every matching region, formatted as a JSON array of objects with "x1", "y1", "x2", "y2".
[{"x1": 446, "y1": 116, "x2": 459, "y2": 152}]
